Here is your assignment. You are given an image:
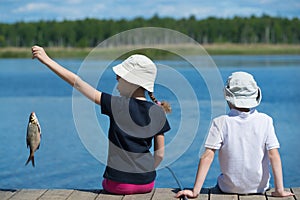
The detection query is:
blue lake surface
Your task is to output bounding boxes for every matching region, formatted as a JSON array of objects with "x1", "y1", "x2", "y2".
[{"x1": 0, "y1": 55, "x2": 299, "y2": 189}]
